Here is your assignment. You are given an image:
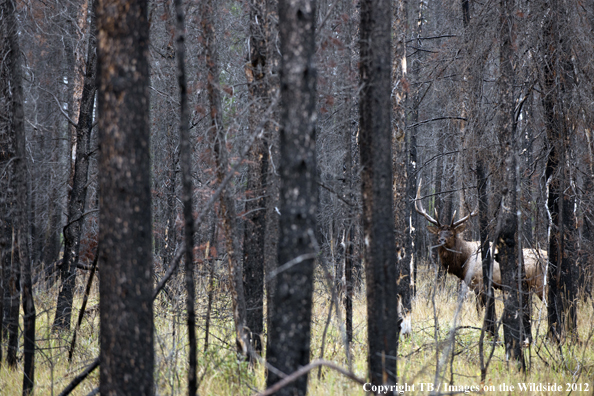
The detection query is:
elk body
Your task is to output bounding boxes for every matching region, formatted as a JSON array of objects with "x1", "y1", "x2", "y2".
[
  {"x1": 510, "y1": 248, "x2": 547, "y2": 301},
  {"x1": 415, "y1": 181, "x2": 546, "y2": 303}
]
